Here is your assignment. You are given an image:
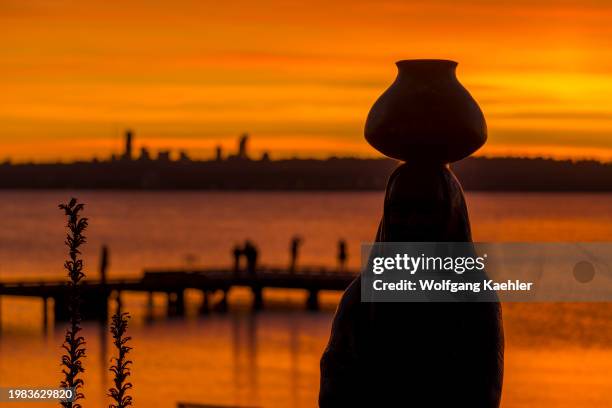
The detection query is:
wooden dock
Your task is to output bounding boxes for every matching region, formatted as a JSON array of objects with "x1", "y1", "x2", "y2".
[{"x1": 0, "y1": 267, "x2": 356, "y2": 322}]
